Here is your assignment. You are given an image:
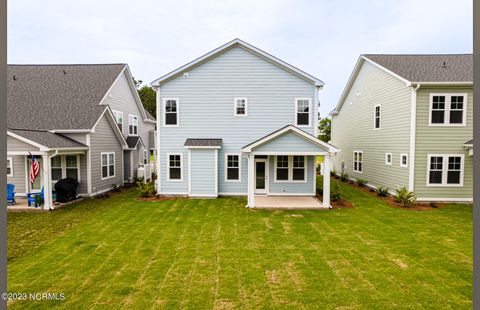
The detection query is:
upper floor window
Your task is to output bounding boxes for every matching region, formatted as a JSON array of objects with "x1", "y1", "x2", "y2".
[
  {"x1": 427, "y1": 154, "x2": 463, "y2": 186},
  {"x1": 385, "y1": 152, "x2": 392, "y2": 165},
  {"x1": 374, "y1": 105, "x2": 381, "y2": 129},
  {"x1": 234, "y1": 98, "x2": 248, "y2": 116},
  {"x1": 7, "y1": 157, "x2": 13, "y2": 177},
  {"x1": 164, "y1": 98, "x2": 179, "y2": 126},
  {"x1": 430, "y1": 94, "x2": 467, "y2": 126},
  {"x1": 295, "y1": 98, "x2": 311, "y2": 126},
  {"x1": 112, "y1": 110, "x2": 123, "y2": 131},
  {"x1": 143, "y1": 150, "x2": 148, "y2": 165},
  {"x1": 128, "y1": 114, "x2": 138, "y2": 135},
  {"x1": 101, "y1": 152, "x2": 115, "y2": 179},
  {"x1": 353, "y1": 151, "x2": 363, "y2": 173}
]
